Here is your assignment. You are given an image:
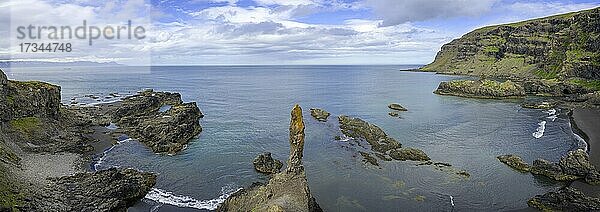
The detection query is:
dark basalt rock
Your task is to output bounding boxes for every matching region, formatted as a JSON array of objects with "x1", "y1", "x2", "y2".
[
  {"x1": 253, "y1": 152, "x2": 283, "y2": 174},
  {"x1": 388, "y1": 103, "x2": 407, "y2": 111},
  {"x1": 521, "y1": 80, "x2": 590, "y2": 97},
  {"x1": 24, "y1": 168, "x2": 156, "y2": 212},
  {"x1": 528, "y1": 187, "x2": 600, "y2": 211},
  {"x1": 359, "y1": 152, "x2": 379, "y2": 166},
  {"x1": 1, "y1": 79, "x2": 61, "y2": 122},
  {"x1": 219, "y1": 105, "x2": 321, "y2": 212},
  {"x1": 434, "y1": 79, "x2": 525, "y2": 99},
  {"x1": 309, "y1": 108, "x2": 330, "y2": 122},
  {"x1": 497, "y1": 154, "x2": 531, "y2": 172},
  {"x1": 112, "y1": 90, "x2": 203, "y2": 154}
]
